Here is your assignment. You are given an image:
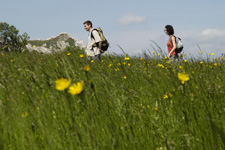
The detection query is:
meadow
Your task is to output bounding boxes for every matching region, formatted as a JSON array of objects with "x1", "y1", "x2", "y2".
[{"x1": 0, "y1": 46, "x2": 225, "y2": 150}]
